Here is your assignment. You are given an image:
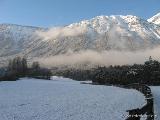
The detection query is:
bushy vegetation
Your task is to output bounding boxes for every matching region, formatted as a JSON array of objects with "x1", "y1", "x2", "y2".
[
  {"x1": 52, "y1": 57, "x2": 160, "y2": 85},
  {"x1": 0, "y1": 57, "x2": 51, "y2": 81}
]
